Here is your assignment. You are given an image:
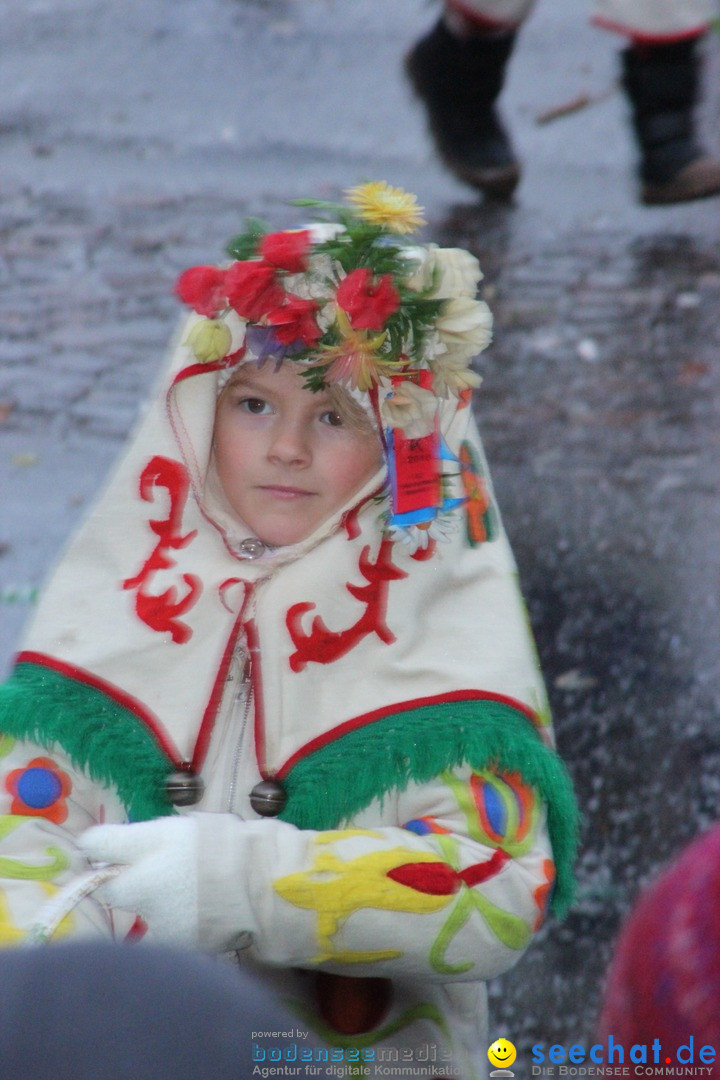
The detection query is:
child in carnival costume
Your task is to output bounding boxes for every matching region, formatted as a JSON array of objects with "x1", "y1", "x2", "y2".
[{"x1": 0, "y1": 182, "x2": 578, "y2": 1078}]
